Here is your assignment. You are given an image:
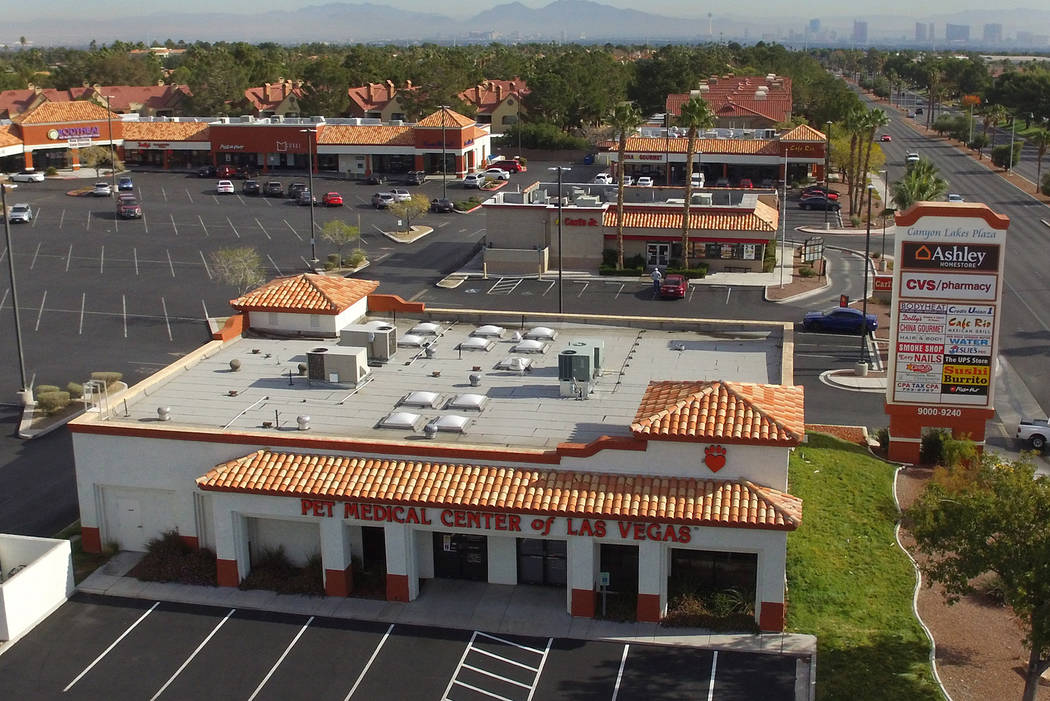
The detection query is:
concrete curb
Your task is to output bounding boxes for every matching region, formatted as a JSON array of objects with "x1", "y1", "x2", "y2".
[
  {"x1": 379, "y1": 225, "x2": 434, "y2": 245},
  {"x1": 818, "y1": 369, "x2": 886, "y2": 394},
  {"x1": 18, "y1": 381, "x2": 129, "y2": 439}
]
